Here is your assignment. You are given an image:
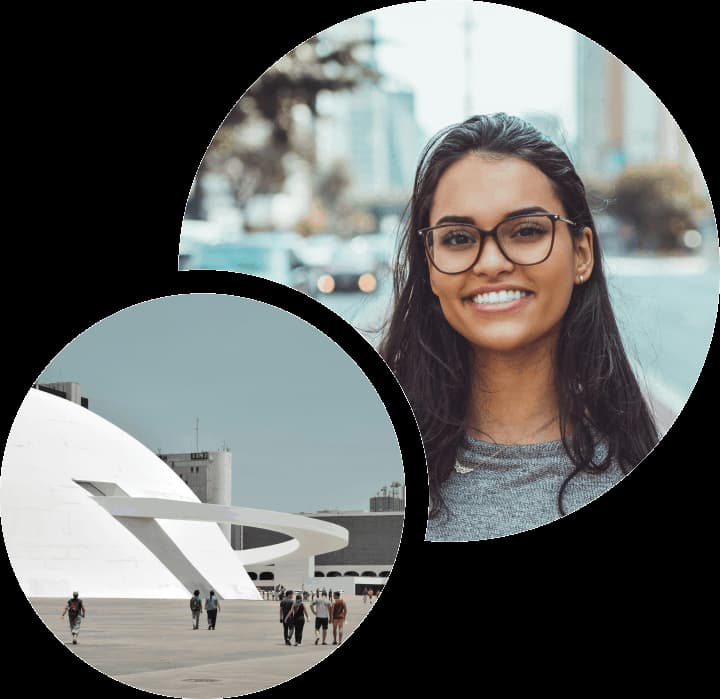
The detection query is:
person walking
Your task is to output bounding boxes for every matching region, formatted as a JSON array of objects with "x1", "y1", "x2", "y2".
[
  {"x1": 280, "y1": 590, "x2": 295, "y2": 646},
  {"x1": 286, "y1": 594, "x2": 309, "y2": 646},
  {"x1": 310, "y1": 590, "x2": 332, "y2": 645},
  {"x1": 61, "y1": 591, "x2": 85, "y2": 644},
  {"x1": 205, "y1": 590, "x2": 220, "y2": 630},
  {"x1": 190, "y1": 590, "x2": 202, "y2": 630},
  {"x1": 330, "y1": 591, "x2": 347, "y2": 645}
]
